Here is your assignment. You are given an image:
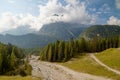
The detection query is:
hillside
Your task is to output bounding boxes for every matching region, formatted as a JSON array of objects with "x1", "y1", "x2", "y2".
[
  {"x1": 61, "y1": 53, "x2": 120, "y2": 80},
  {"x1": 0, "y1": 34, "x2": 56, "y2": 48},
  {"x1": 80, "y1": 25, "x2": 120, "y2": 40},
  {"x1": 0, "y1": 43, "x2": 31, "y2": 76},
  {"x1": 95, "y1": 48, "x2": 120, "y2": 71}
]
